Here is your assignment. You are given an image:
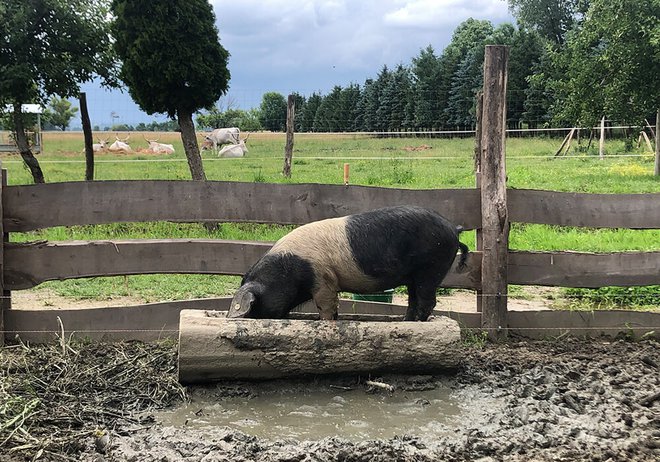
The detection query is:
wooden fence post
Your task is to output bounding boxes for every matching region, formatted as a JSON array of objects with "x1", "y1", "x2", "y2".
[
  {"x1": 474, "y1": 91, "x2": 483, "y2": 313},
  {"x1": 599, "y1": 116, "x2": 606, "y2": 160},
  {"x1": 655, "y1": 109, "x2": 659, "y2": 177},
  {"x1": 0, "y1": 164, "x2": 6, "y2": 346},
  {"x1": 283, "y1": 94, "x2": 295, "y2": 178},
  {"x1": 480, "y1": 45, "x2": 509, "y2": 341},
  {"x1": 79, "y1": 92, "x2": 94, "y2": 181}
]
